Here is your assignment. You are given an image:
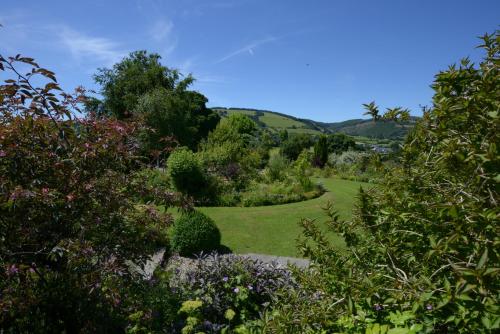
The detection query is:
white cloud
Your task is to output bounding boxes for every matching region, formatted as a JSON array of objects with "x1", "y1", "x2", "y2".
[
  {"x1": 215, "y1": 36, "x2": 277, "y2": 64},
  {"x1": 196, "y1": 74, "x2": 228, "y2": 84},
  {"x1": 150, "y1": 19, "x2": 173, "y2": 41},
  {"x1": 58, "y1": 27, "x2": 125, "y2": 66}
]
